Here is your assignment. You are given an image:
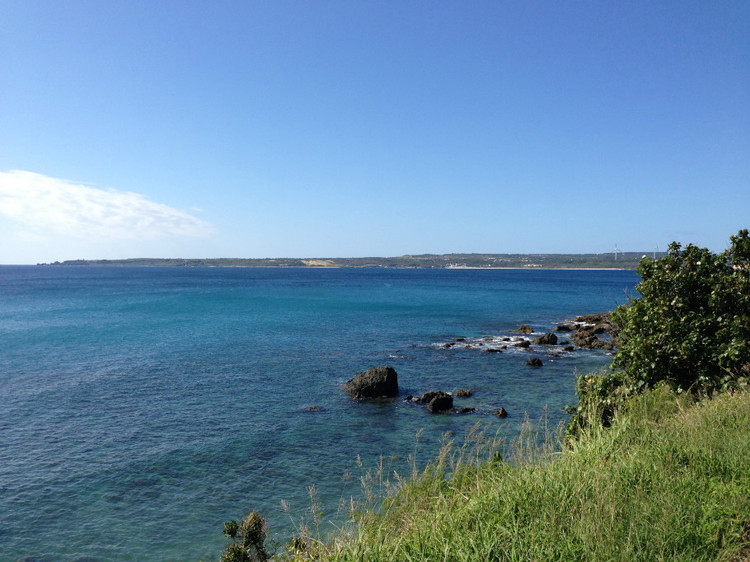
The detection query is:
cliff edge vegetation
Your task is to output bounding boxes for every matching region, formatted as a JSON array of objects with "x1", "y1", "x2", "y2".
[{"x1": 219, "y1": 231, "x2": 750, "y2": 562}]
